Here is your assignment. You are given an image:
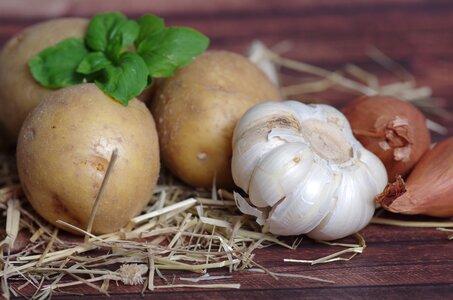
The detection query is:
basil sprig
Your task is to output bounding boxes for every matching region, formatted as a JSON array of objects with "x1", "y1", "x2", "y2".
[{"x1": 28, "y1": 12, "x2": 209, "y2": 106}]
